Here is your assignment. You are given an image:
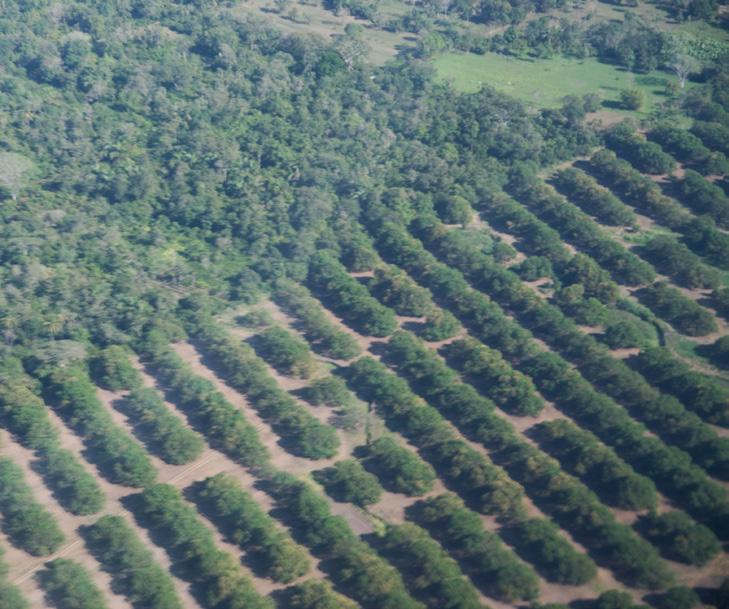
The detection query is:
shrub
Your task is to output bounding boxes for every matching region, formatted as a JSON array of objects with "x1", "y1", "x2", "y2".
[
  {"x1": 256, "y1": 326, "x2": 316, "y2": 378},
  {"x1": 370, "y1": 267, "x2": 433, "y2": 317},
  {"x1": 706, "y1": 335, "x2": 729, "y2": 369},
  {"x1": 84, "y1": 515, "x2": 182, "y2": 609},
  {"x1": 620, "y1": 89, "x2": 643, "y2": 110},
  {"x1": 436, "y1": 194, "x2": 473, "y2": 226},
  {"x1": 123, "y1": 387, "x2": 205, "y2": 464},
  {"x1": 601, "y1": 314, "x2": 656, "y2": 349},
  {"x1": 417, "y1": 308, "x2": 461, "y2": 341},
  {"x1": 596, "y1": 590, "x2": 647, "y2": 609},
  {"x1": 89, "y1": 345, "x2": 141, "y2": 391},
  {"x1": 301, "y1": 376, "x2": 366, "y2": 431},
  {"x1": 365, "y1": 436, "x2": 436, "y2": 496},
  {"x1": 38, "y1": 559, "x2": 108, "y2": 609},
  {"x1": 236, "y1": 309, "x2": 273, "y2": 328},
  {"x1": 655, "y1": 587, "x2": 700, "y2": 609},
  {"x1": 288, "y1": 581, "x2": 358, "y2": 609},
  {"x1": 640, "y1": 511, "x2": 721, "y2": 566},
  {"x1": 314, "y1": 459, "x2": 383, "y2": 506}
]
